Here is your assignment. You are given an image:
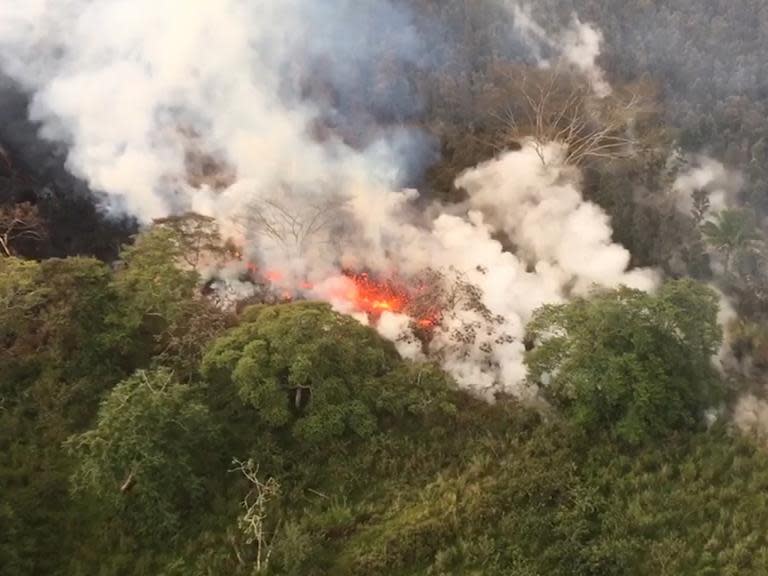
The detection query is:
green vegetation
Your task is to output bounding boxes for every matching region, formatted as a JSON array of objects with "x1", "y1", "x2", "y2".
[
  {"x1": 66, "y1": 368, "x2": 219, "y2": 540},
  {"x1": 202, "y1": 303, "x2": 453, "y2": 443},
  {"x1": 2, "y1": 228, "x2": 768, "y2": 575},
  {"x1": 6, "y1": 2, "x2": 768, "y2": 573},
  {"x1": 526, "y1": 280, "x2": 722, "y2": 443}
]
